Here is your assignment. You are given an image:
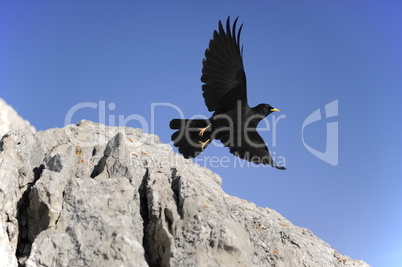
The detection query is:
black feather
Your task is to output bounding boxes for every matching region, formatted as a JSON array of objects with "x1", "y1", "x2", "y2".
[{"x1": 169, "y1": 17, "x2": 286, "y2": 170}]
